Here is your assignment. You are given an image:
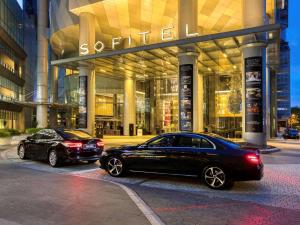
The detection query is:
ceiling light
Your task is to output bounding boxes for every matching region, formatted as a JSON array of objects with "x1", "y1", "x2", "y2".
[
  {"x1": 208, "y1": 67, "x2": 212, "y2": 71},
  {"x1": 223, "y1": 53, "x2": 228, "y2": 58}
]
